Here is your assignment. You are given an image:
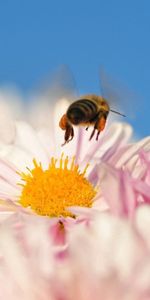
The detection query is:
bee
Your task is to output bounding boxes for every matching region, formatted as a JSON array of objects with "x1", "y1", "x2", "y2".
[{"x1": 59, "y1": 94, "x2": 125, "y2": 145}]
